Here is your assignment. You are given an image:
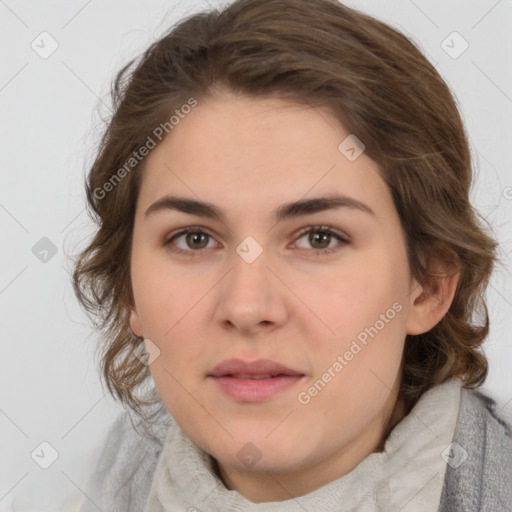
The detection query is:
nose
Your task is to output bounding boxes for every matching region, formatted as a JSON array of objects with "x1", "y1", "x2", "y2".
[{"x1": 214, "y1": 248, "x2": 290, "y2": 337}]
